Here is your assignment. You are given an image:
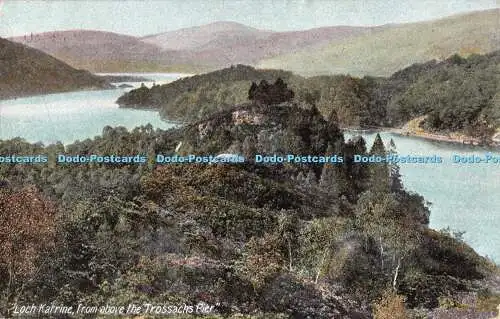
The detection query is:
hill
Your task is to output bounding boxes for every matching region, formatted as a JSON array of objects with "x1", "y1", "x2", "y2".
[
  {"x1": 141, "y1": 21, "x2": 271, "y2": 51},
  {"x1": 1, "y1": 101, "x2": 498, "y2": 317},
  {"x1": 0, "y1": 37, "x2": 111, "y2": 99},
  {"x1": 11, "y1": 10, "x2": 499, "y2": 75},
  {"x1": 258, "y1": 9, "x2": 500, "y2": 76},
  {"x1": 386, "y1": 52, "x2": 500, "y2": 132},
  {"x1": 117, "y1": 50, "x2": 500, "y2": 142},
  {"x1": 8, "y1": 30, "x2": 203, "y2": 73},
  {"x1": 116, "y1": 64, "x2": 302, "y2": 121},
  {"x1": 10, "y1": 23, "x2": 377, "y2": 73},
  {"x1": 299, "y1": 51, "x2": 500, "y2": 139}
]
